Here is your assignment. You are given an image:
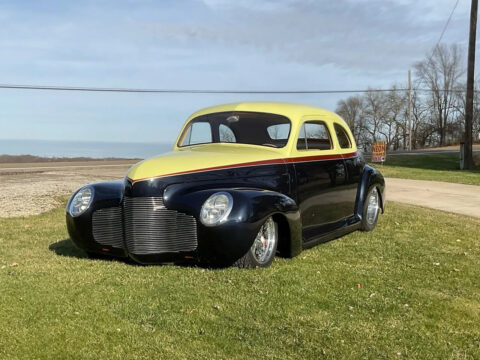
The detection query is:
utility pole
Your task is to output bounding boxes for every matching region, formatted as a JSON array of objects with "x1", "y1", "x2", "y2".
[
  {"x1": 408, "y1": 69, "x2": 412, "y2": 151},
  {"x1": 464, "y1": 0, "x2": 478, "y2": 170}
]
